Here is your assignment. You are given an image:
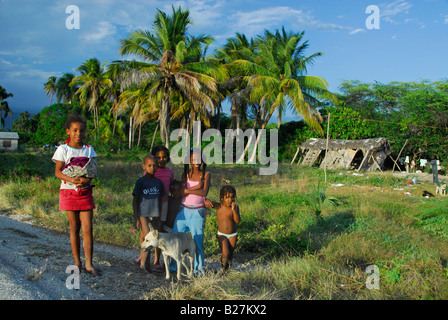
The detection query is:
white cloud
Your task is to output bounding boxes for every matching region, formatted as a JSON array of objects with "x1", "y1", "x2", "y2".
[
  {"x1": 1, "y1": 58, "x2": 61, "y2": 80},
  {"x1": 229, "y1": 6, "x2": 352, "y2": 39},
  {"x1": 82, "y1": 21, "x2": 117, "y2": 42},
  {"x1": 380, "y1": 0, "x2": 412, "y2": 24},
  {"x1": 444, "y1": 15, "x2": 448, "y2": 24},
  {"x1": 349, "y1": 28, "x2": 366, "y2": 35}
]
